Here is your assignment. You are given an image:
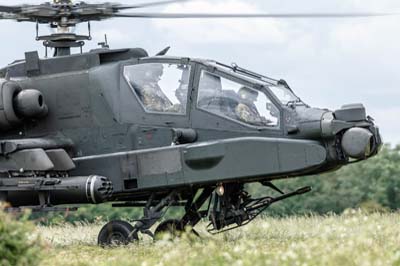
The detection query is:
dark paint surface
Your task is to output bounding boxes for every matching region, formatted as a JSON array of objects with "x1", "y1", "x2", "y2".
[{"x1": 0, "y1": 48, "x2": 381, "y2": 203}]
